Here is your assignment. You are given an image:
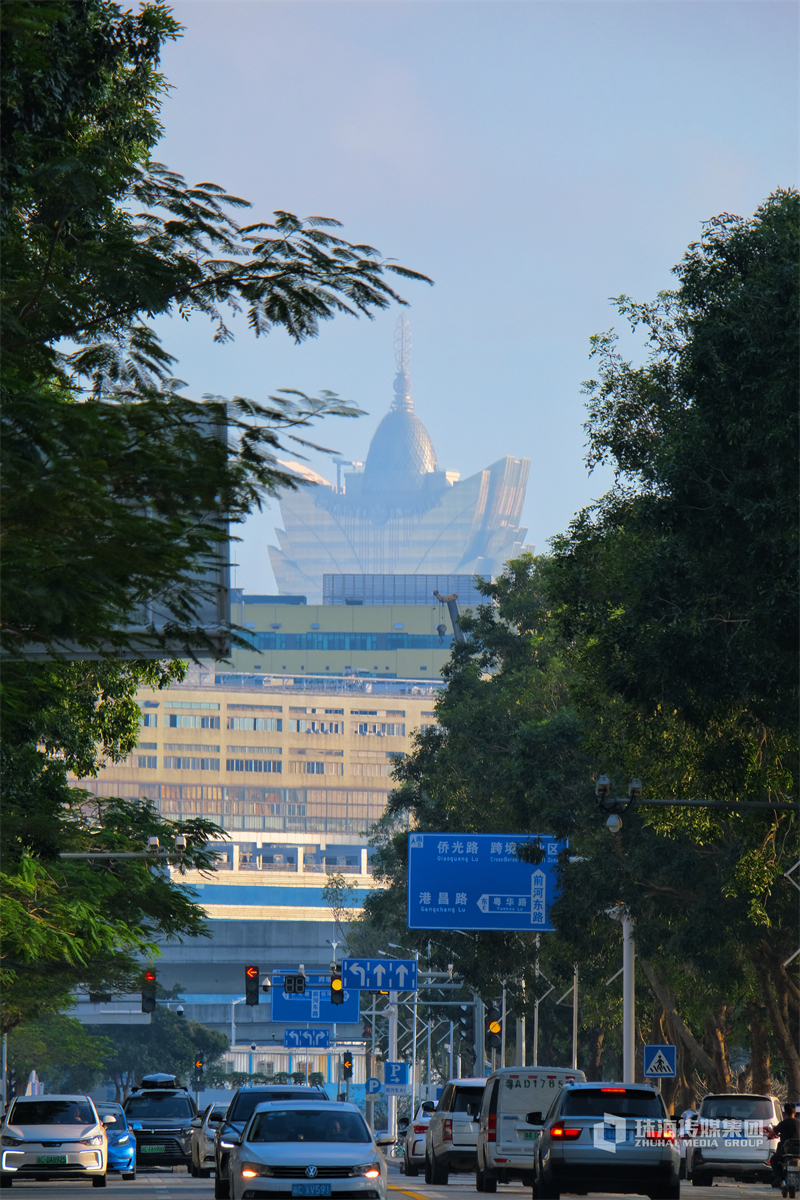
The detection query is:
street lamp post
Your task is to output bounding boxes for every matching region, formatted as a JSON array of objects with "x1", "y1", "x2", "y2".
[
  {"x1": 607, "y1": 906, "x2": 635, "y2": 1082},
  {"x1": 231, "y1": 996, "x2": 246, "y2": 1049}
]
